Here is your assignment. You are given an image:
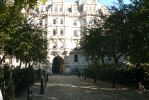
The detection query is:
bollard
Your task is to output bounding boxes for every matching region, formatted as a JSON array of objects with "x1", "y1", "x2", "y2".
[
  {"x1": 27, "y1": 88, "x2": 32, "y2": 100},
  {"x1": 46, "y1": 74, "x2": 49, "y2": 82},
  {"x1": 84, "y1": 75, "x2": 86, "y2": 80},
  {"x1": 94, "y1": 77, "x2": 97, "y2": 83},
  {"x1": 78, "y1": 72, "x2": 80, "y2": 78},
  {"x1": 94, "y1": 74, "x2": 97, "y2": 83},
  {"x1": 40, "y1": 77, "x2": 44, "y2": 94},
  {"x1": 45, "y1": 77, "x2": 47, "y2": 86}
]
